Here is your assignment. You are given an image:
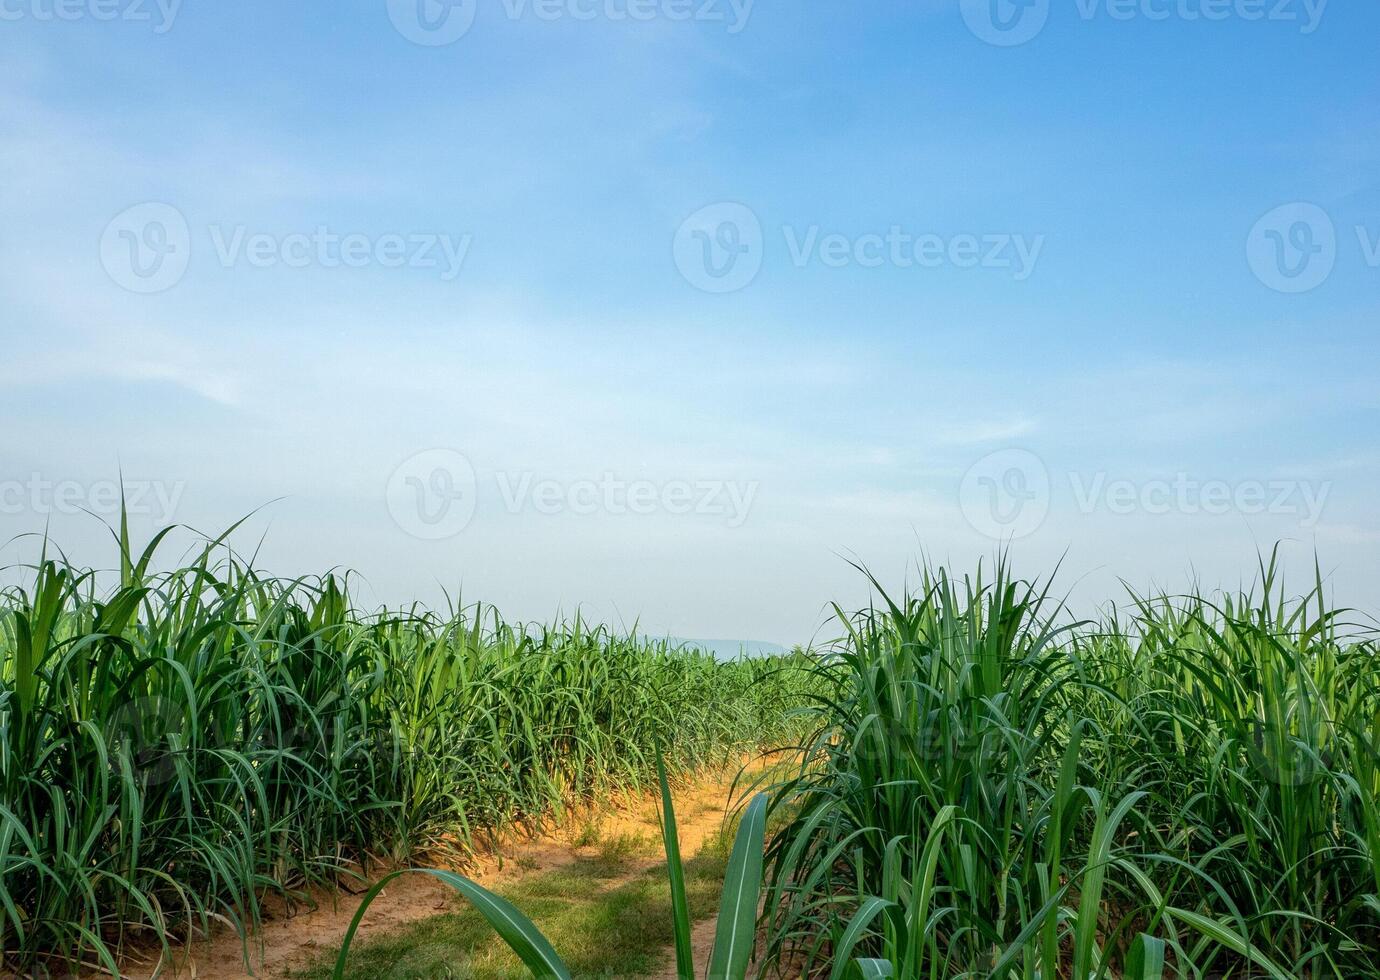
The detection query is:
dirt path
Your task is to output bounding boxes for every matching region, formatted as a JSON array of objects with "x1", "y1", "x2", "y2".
[
  {"x1": 649, "y1": 916, "x2": 722, "y2": 980},
  {"x1": 127, "y1": 766, "x2": 754, "y2": 979}
]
